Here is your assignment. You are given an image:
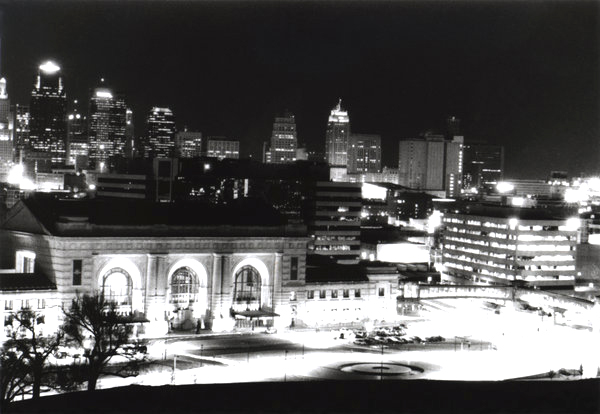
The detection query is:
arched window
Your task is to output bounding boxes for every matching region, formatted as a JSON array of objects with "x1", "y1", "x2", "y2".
[
  {"x1": 102, "y1": 268, "x2": 132, "y2": 307},
  {"x1": 233, "y1": 266, "x2": 261, "y2": 308},
  {"x1": 170, "y1": 267, "x2": 198, "y2": 309}
]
